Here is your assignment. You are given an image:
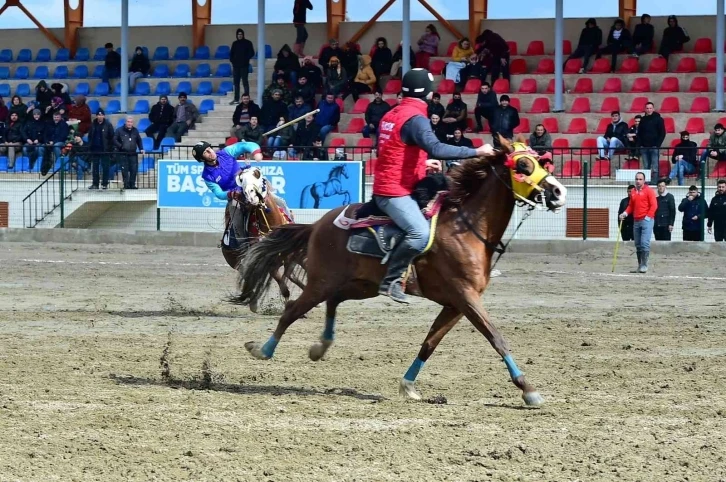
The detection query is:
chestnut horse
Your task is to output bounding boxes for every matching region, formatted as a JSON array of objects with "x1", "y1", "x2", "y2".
[{"x1": 231, "y1": 137, "x2": 567, "y2": 406}]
